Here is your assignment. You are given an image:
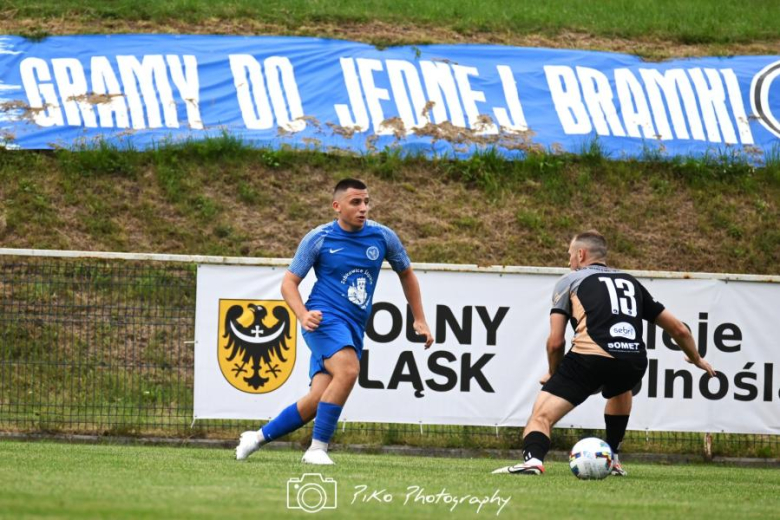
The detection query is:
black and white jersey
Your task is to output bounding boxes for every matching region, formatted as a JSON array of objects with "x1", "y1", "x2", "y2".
[{"x1": 550, "y1": 264, "x2": 665, "y2": 359}]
